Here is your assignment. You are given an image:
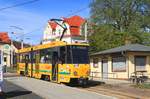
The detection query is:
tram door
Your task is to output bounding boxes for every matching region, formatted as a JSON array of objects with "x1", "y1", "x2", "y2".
[
  {"x1": 35, "y1": 51, "x2": 40, "y2": 75},
  {"x1": 52, "y1": 51, "x2": 58, "y2": 81},
  {"x1": 25, "y1": 54, "x2": 29, "y2": 76}
]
